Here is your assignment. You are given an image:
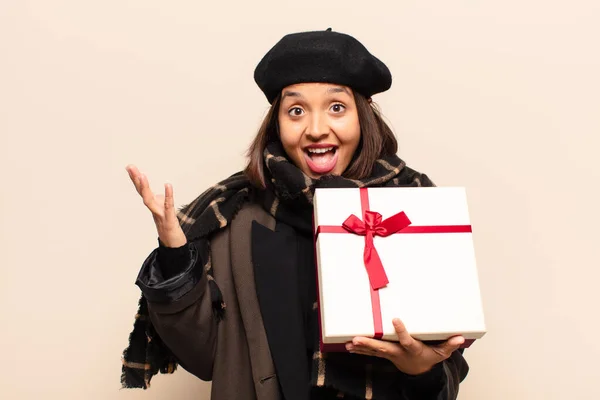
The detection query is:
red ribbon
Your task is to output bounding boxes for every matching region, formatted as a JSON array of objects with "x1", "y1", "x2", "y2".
[
  {"x1": 341, "y1": 202, "x2": 411, "y2": 291},
  {"x1": 315, "y1": 187, "x2": 472, "y2": 340}
]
